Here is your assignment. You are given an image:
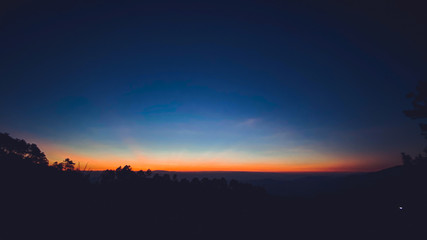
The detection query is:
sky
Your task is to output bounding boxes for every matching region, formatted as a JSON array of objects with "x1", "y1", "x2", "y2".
[{"x1": 1, "y1": 0, "x2": 426, "y2": 172}]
